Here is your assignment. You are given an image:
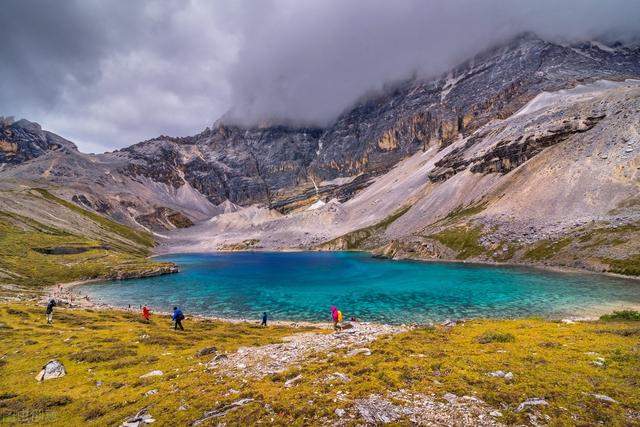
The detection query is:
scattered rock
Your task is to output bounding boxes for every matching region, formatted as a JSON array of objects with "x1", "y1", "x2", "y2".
[
  {"x1": 284, "y1": 374, "x2": 303, "y2": 388},
  {"x1": 192, "y1": 398, "x2": 254, "y2": 425},
  {"x1": 178, "y1": 405, "x2": 188, "y2": 411},
  {"x1": 96, "y1": 381, "x2": 103, "y2": 387},
  {"x1": 195, "y1": 346, "x2": 217, "y2": 357},
  {"x1": 35, "y1": 359, "x2": 66, "y2": 381},
  {"x1": 516, "y1": 398, "x2": 548, "y2": 412},
  {"x1": 326, "y1": 372, "x2": 351, "y2": 383},
  {"x1": 443, "y1": 393, "x2": 458, "y2": 403},
  {"x1": 355, "y1": 394, "x2": 409, "y2": 423},
  {"x1": 592, "y1": 357, "x2": 606, "y2": 367},
  {"x1": 346, "y1": 347, "x2": 371, "y2": 357},
  {"x1": 504, "y1": 372, "x2": 514, "y2": 382},
  {"x1": 121, "y1": 408, "x2": 155, "y2": 426},
  {"x1": 441, "y1": 319, "x2": 457, "y2": 327},
  {"x1": 208, "y1": 322, "x2": 404, "y2": 378},
  {"x1": 354, "y1": 391, "x2": 502, "y2": 425},
  {"x1": 488, "y1": 370, "x2": 506, "y2": 378},
  {"x1": 144, "y1": 389, "x2": 158, "y2": 397},
  {"x1": 334, "y1": 408, "x2": 346, "y2": 417},
  {"x1": 212, "y1": 354, "x2": 227, "y2": 362},
  {"x1": 490, "y1": 410, "x2": 503, "y2": 417},
  {"x1": 590, "y1": 393, "x2": 618, "y2": 404},
  {"x1": 140, "y1": 370, "x2": 163, "y2": 378}
]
